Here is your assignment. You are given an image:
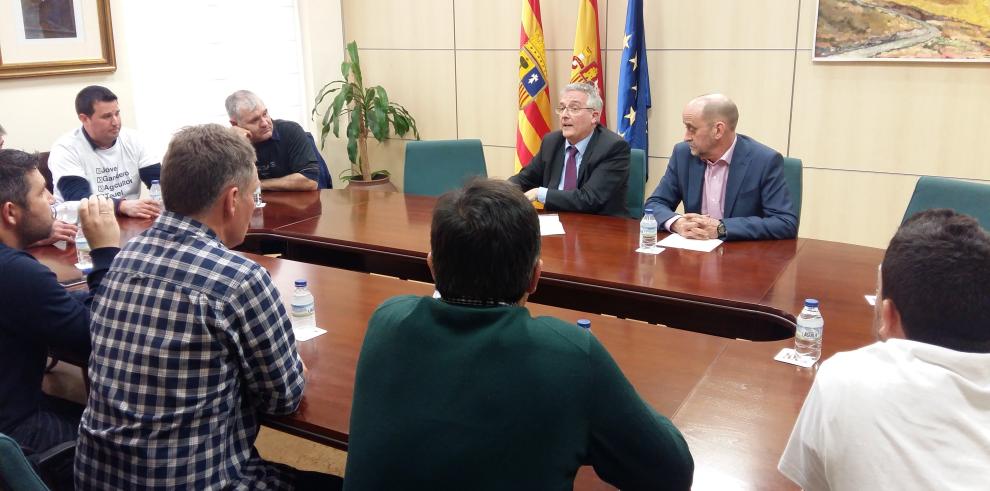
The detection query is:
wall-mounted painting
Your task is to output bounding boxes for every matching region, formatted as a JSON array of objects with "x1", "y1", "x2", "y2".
[
  {"x1": 0, "y1": 0, "x2": 116, "y2": 79},
  {"x1": 814, "y1": 0, "x2": 990, "y2": 61}
]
